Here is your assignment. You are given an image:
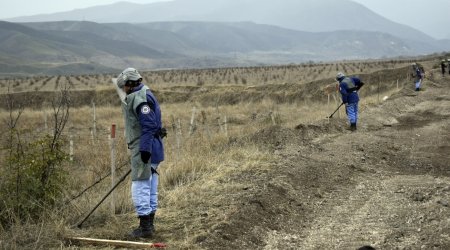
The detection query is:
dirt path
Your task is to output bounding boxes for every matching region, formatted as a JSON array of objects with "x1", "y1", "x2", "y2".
[{"x1": 202, "y1": 77, "x2": 450, "y2": 249}]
